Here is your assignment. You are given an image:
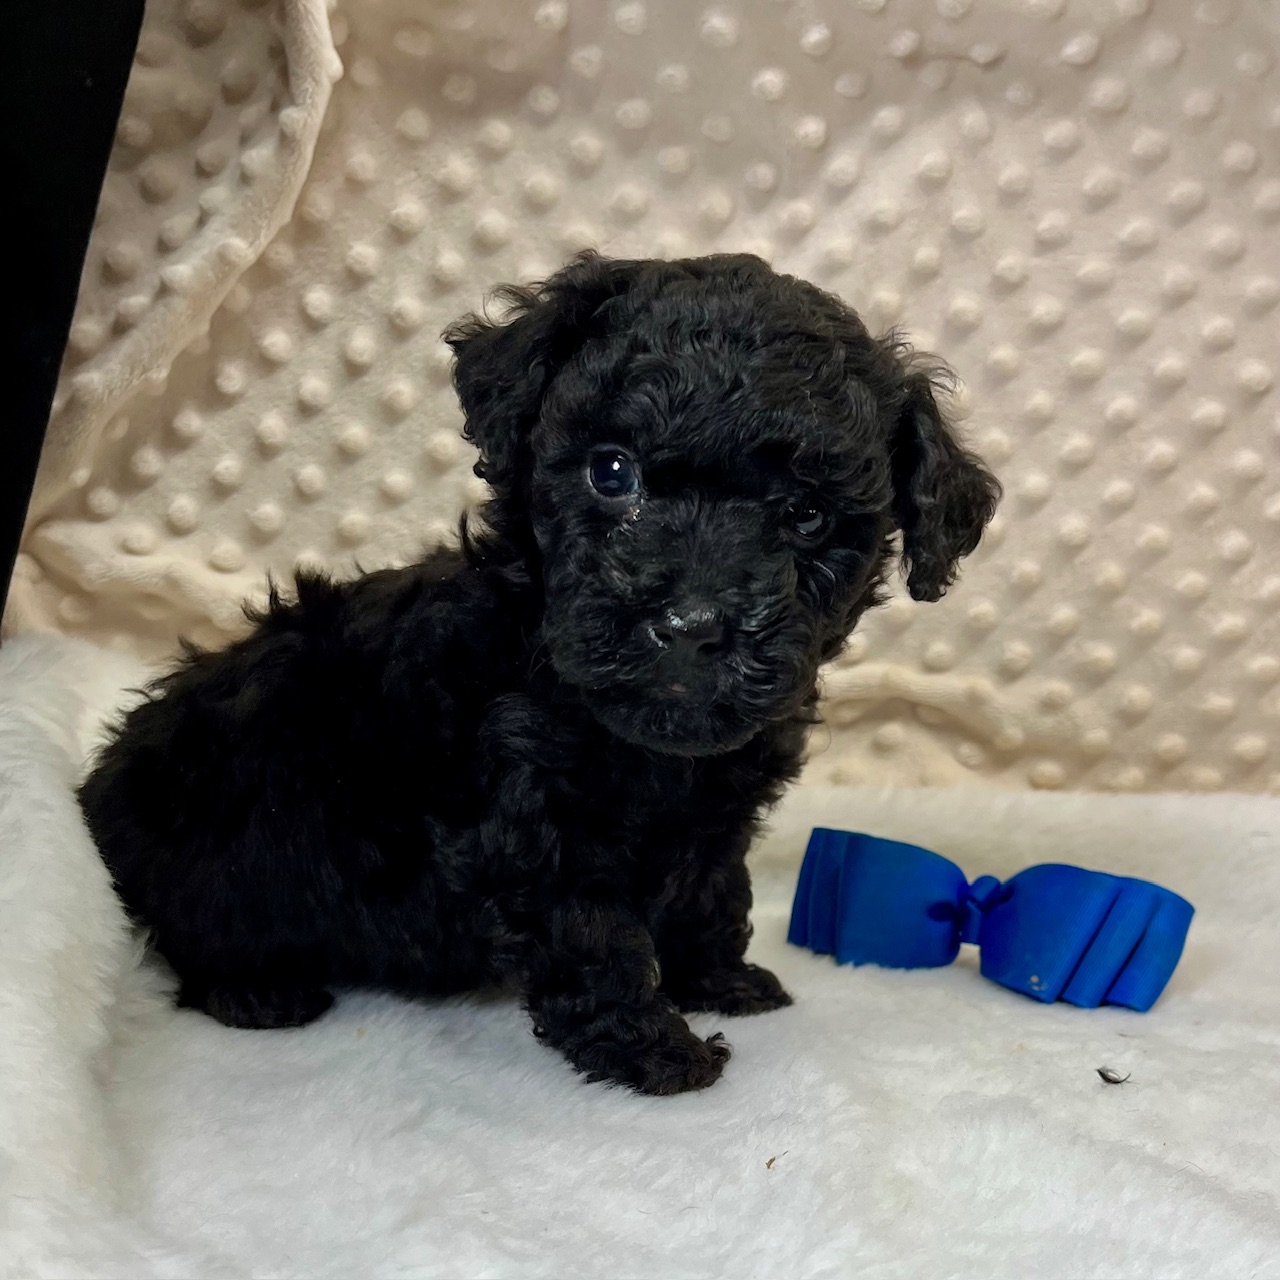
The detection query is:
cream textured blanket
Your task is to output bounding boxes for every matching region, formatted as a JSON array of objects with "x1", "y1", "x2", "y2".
[
  {"x1": 2, "y1": 633, "x2": 1278, "y2": 1277},
  {"x1": 9, "y1": 0, "x2": 1280, "y2": 794}
]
